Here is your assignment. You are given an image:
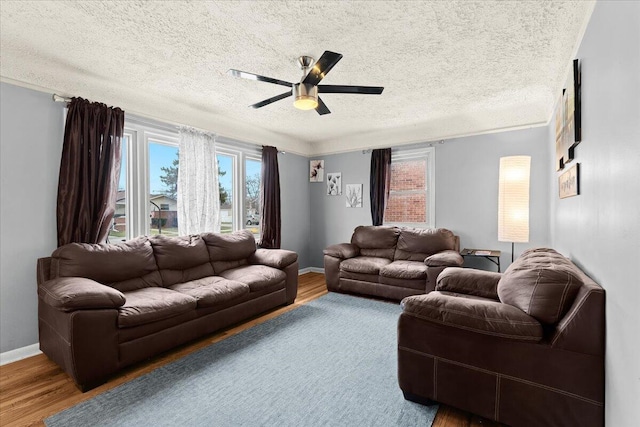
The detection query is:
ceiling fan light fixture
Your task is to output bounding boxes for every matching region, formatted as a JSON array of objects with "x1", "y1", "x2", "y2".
[{"x1": 293, "y1": 83, "x2": 318, "y2": 110}]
